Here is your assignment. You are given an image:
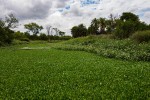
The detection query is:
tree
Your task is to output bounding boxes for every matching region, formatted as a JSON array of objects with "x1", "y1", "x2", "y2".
[
  {"x1": 53, "y1": 28, "x2": 60, "y2": 36},
  {"x1": 90, "y1": 18, "x2": 99, "y2": 35},
  {"x1": 120, "y1": 12, "x2": 139, "y2": 22},
  {"x1": 98, "y1": 18, "x2": 106, "y2": 34},
  {"x1": 0, "y1": 26, "x2": 14, "y2": 44},
  {"x1": 0, "y1": 14, "x2": 18, "y2": 45},
  {"x1": 114, "y1": 12, "x2": 141, "y2": 39},
  {"x1": 24, "y1": 32, "x2": 31, "y2": 39},
  {"x1": 14, "y1": 31, "x2": 25, "y2": 40},
  {"x1": 46, "y1": 25, "x2": 52, "y2": 42},
  {"x1": 71, "y1": 26, "x2": 78, "y2": 38},
  {"x1": 71, "y1": 24, "x2": 87, "y2": 38},
  {"x1": 59, "y1": 31, "x2": 65, "y2": 36},
  {"x1": 24, "y1": 23, "x2": 43, "y2": 35},
  {"x1": 105, "y1": 14, "x2": 117, "y2": 33},
  {"x1": 5, "y1": 13, "x2": 19, "y2": 28}
]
